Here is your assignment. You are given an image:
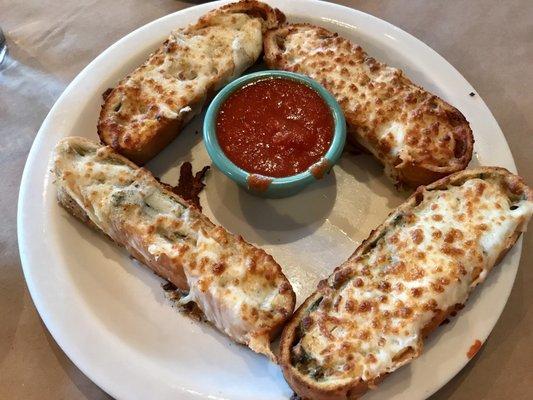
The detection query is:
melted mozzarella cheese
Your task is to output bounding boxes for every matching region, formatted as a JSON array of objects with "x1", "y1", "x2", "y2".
[
  {"x1": 376, "y1": 121, "x2": 406, "y2": 157},
  {"x1": 54, "y1": 138, "x2": 294, "y2": 356},
  {"x1": 268, "y1": 26, "x2": 473, "y2": 183},
  {"x1": 293, "y1": 177, "x2": 532, "y2": 384},
  {"x1": 100, "y1": 12, "x2": 265, "y2": 149}
]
